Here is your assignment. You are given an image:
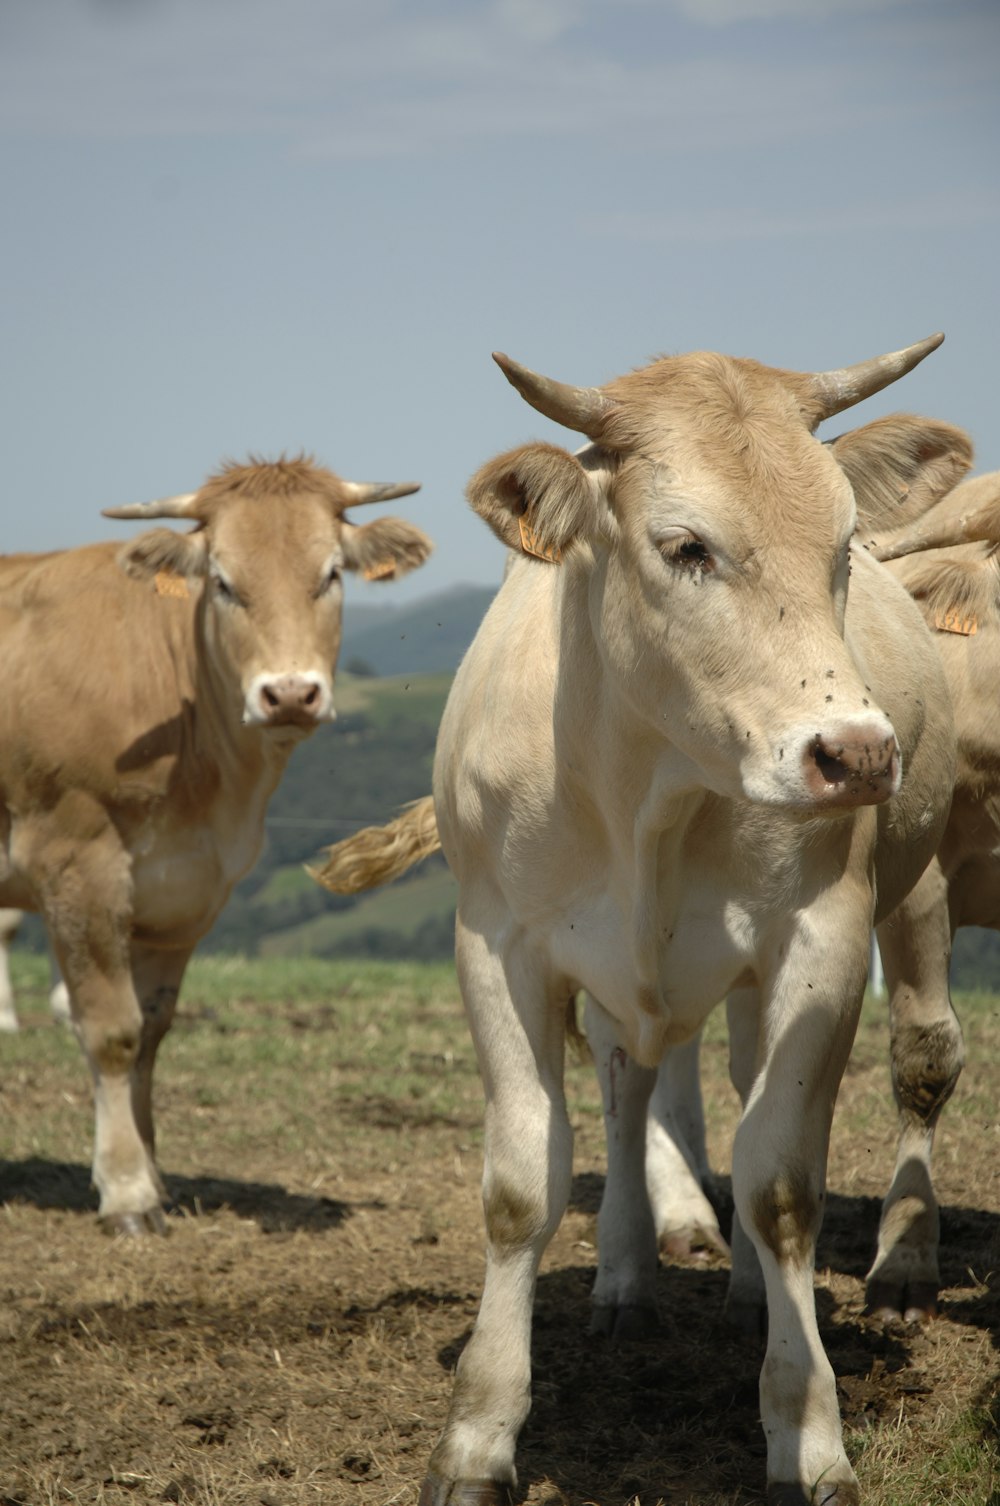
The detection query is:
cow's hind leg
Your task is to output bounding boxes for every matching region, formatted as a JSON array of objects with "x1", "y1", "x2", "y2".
[
  {"x1": 870, "y1": 859, "x2": 964, "y2": 1322},
  {"x1": 647, "y1": 1027, "x2": 729, "y2": 1261},
  {"x1": 420, "y1": 915, "x2": 573, "y2": 1506},
  {"x1": 0, "y1": 910, "x2": 21, "y2": 1032},
  {"x1": 585, "y1": 995, "x2": 660, "y2": 1338},
  {"x1": 129, "y1": 943, "x2": 191, "y2": 1199}
]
